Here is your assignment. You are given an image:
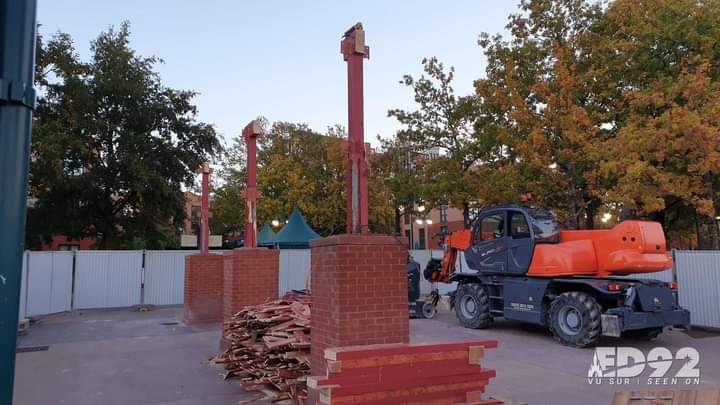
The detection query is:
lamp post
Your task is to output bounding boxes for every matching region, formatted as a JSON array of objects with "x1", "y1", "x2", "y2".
[{"x1": 0, "y1": 1, "x2": 37, "y2": 402}]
